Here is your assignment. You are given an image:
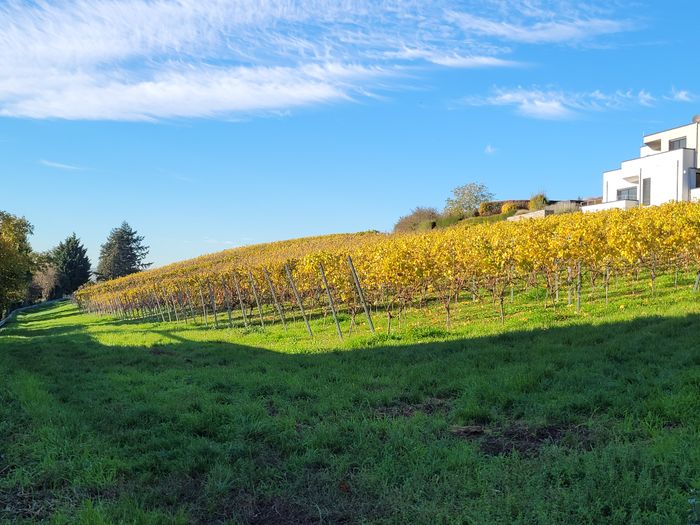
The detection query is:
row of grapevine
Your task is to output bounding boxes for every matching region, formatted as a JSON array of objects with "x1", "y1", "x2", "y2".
[{"x1": 76, "y1": 202, "x2": 700, "y2": 335}]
